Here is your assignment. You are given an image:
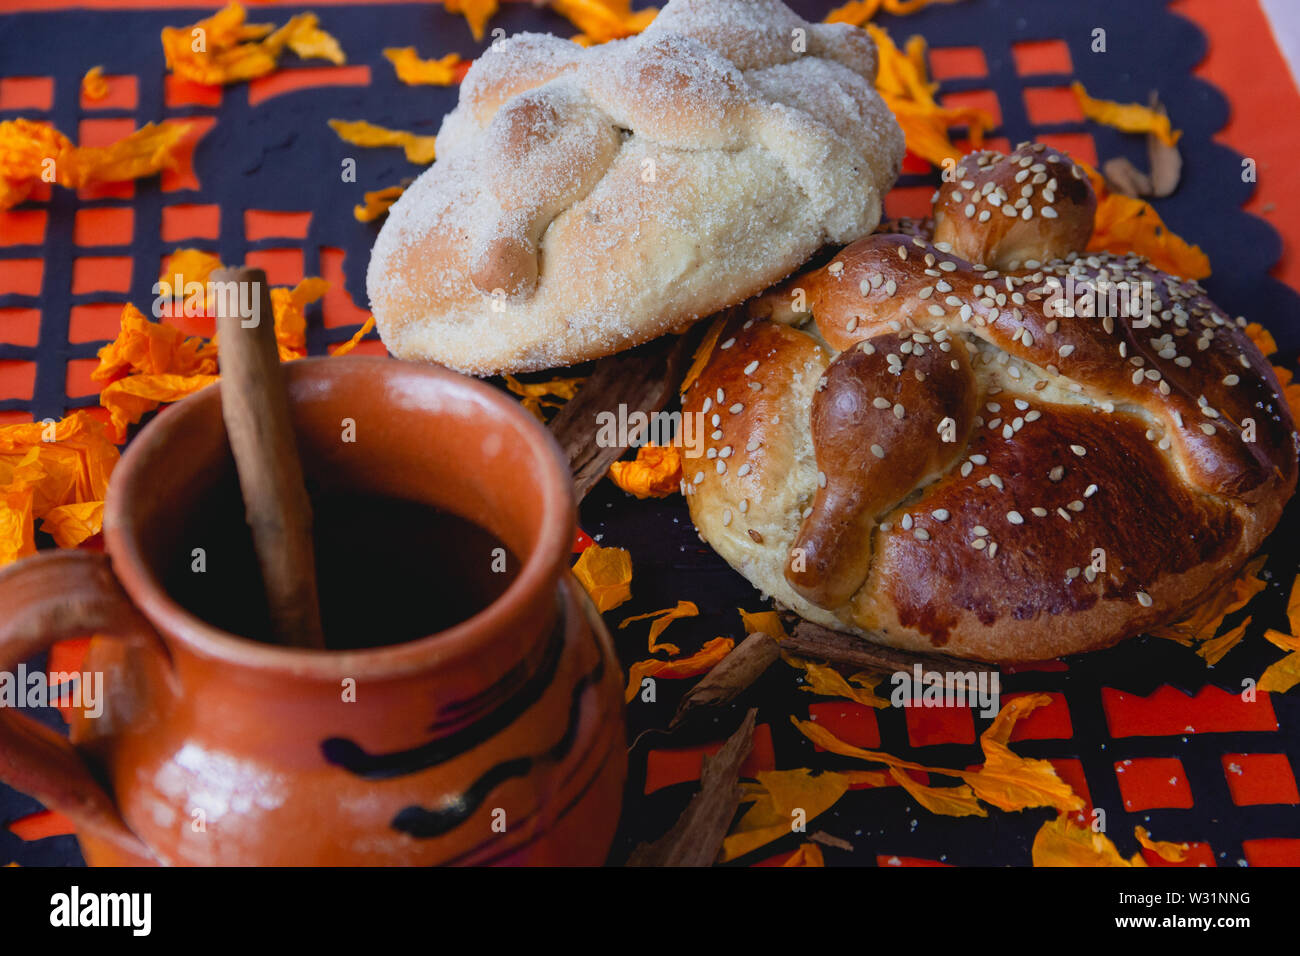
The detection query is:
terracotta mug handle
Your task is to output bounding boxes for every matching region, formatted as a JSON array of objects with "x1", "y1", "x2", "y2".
[{"x1": 0, "y1": 549, "x2": 164, "y2": 858}]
